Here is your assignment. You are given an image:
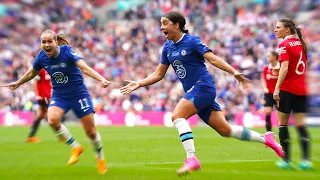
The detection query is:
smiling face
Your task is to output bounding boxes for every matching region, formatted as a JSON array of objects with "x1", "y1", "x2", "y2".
[
  {"x1": 40, "y1": 32, "x2": 58, "y2": 58},
  {"x1": 160, "y1": 17, "x2": 180, "y2": 41},
  {"x1": 274, "y1": 22, "x2": 290, "y2": 39}
]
